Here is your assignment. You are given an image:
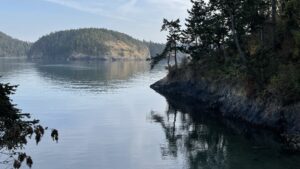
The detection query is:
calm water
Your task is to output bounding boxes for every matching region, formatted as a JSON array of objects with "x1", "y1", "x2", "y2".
[{"x1": 0, "y1": 57, "x2": 300, "y2": 169}]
